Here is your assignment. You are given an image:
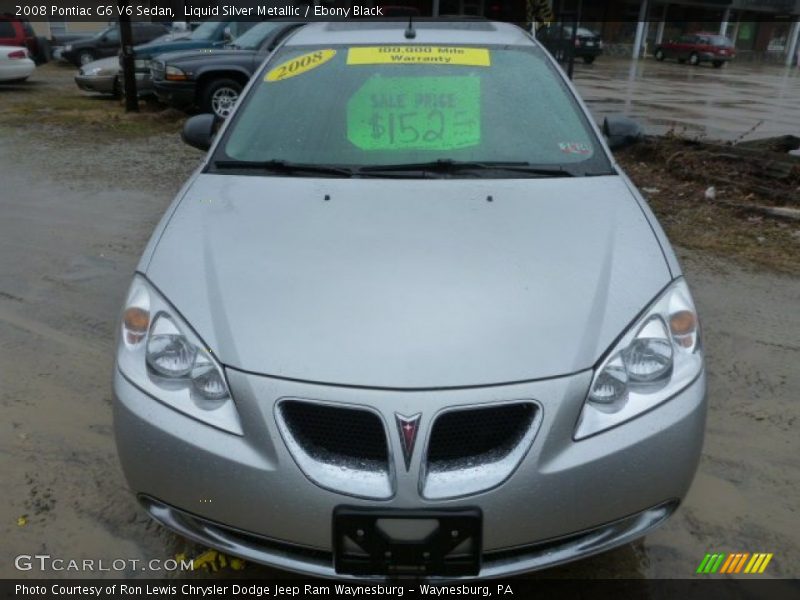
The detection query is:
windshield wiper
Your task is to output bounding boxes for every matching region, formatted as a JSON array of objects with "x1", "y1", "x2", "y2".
[
  {"x1": 214, "y1": 159, "x2": 354, "y2": 178},
  {"x1": 358, "y1": 159, "x2": 578, "y2": 177}
]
